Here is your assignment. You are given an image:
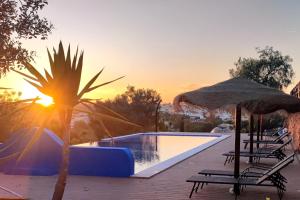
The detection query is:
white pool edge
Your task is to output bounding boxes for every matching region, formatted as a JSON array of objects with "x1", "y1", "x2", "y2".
[{"x1": 131, "y1": 132, "x2": 231, "y2": 178}]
